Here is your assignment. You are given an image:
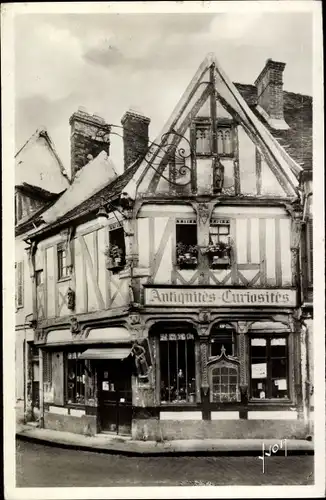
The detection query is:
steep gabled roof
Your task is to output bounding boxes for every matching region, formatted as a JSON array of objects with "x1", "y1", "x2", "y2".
[
  {"x1": 41, "y1": 151, "x2": 118, "y2": 224},
  {"x1": 123, "y1": 53, "x2": 303, "y2": 200},
  {"x1": 15, "y1": 129, "x2": 70, "y2": 194},
  {"x1": 26, "y1": 156, "x2": 141, "y2": 238}
]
